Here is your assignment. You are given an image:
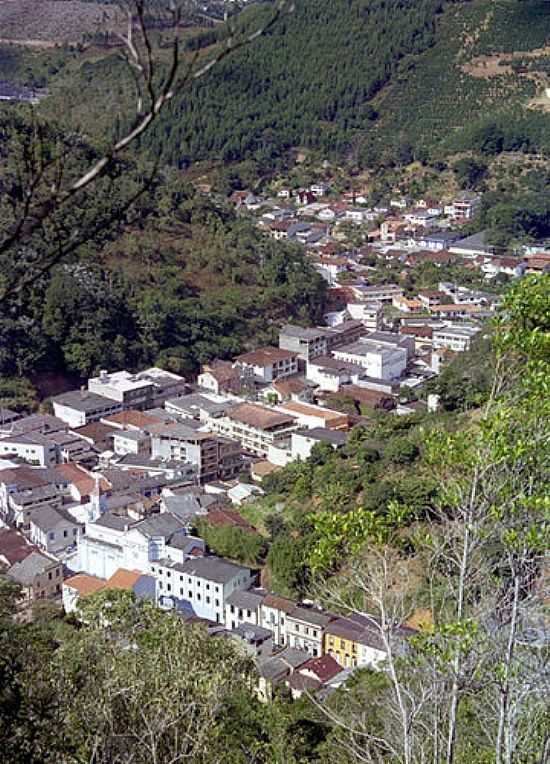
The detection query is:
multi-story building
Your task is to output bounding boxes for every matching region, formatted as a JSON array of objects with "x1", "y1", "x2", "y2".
[
  {"x1": 285, "y1": 604, "x2": 335, "y2": 657},
  {"x1": 208, "y1": 403, "x2": 298, "y2": 457},
  {"x1": 149, "y1": 422, "x2": 220, "y2": 483},
  {"x1": 260, "y1": 593, "x2": 296, "y2": 646},
  {"x1": 225, "y1": 589, "x2": 265, "y2": 629},
  {"x1": 234, "y1": 346, "x2": 299, "y2": 384},
  {"x1": 332, "y1": 340, "x2": 407, "y2": 380},
  {"x1": 432, "y1": 324, "x2": 481, "y2": 352},
  {"x1": 29, "y1": 505, "x2": 82, "y2": 554},
  {"x1": 88, "y1": 367, "x2": 187, "y2": 411},
  {"x1": 349, "y1": 283, "x2": 403, "y2": 303},
  {"x1": 345, "y1": 300, "x2": 383, "y2": 331},
  {"x1": 306, "y1": 356, "x2": 364, "y2": 393},
  {"x1": 279, "y1": 325, "x2": 331, "y2": 364},
  {"x1": 52, "y1": 390, "x2": 123, "y2": 428},
  {"x1": 153, "y1": 556, "x2": 254, "y2": 623}
]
